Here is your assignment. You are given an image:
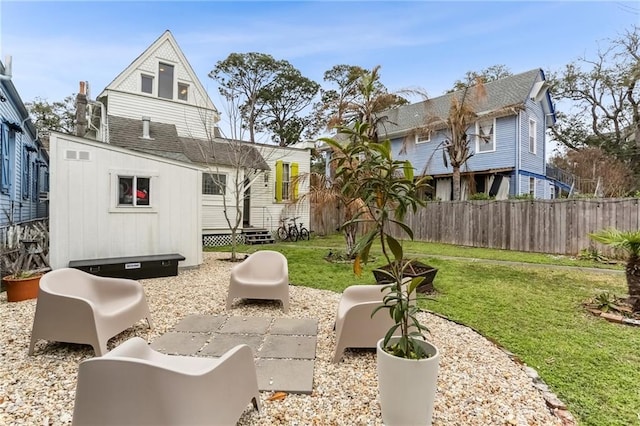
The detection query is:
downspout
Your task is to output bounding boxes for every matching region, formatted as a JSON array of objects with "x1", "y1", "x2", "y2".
[{"x1": 515, "y1": 111, "x2": 521, "y2": 195}]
